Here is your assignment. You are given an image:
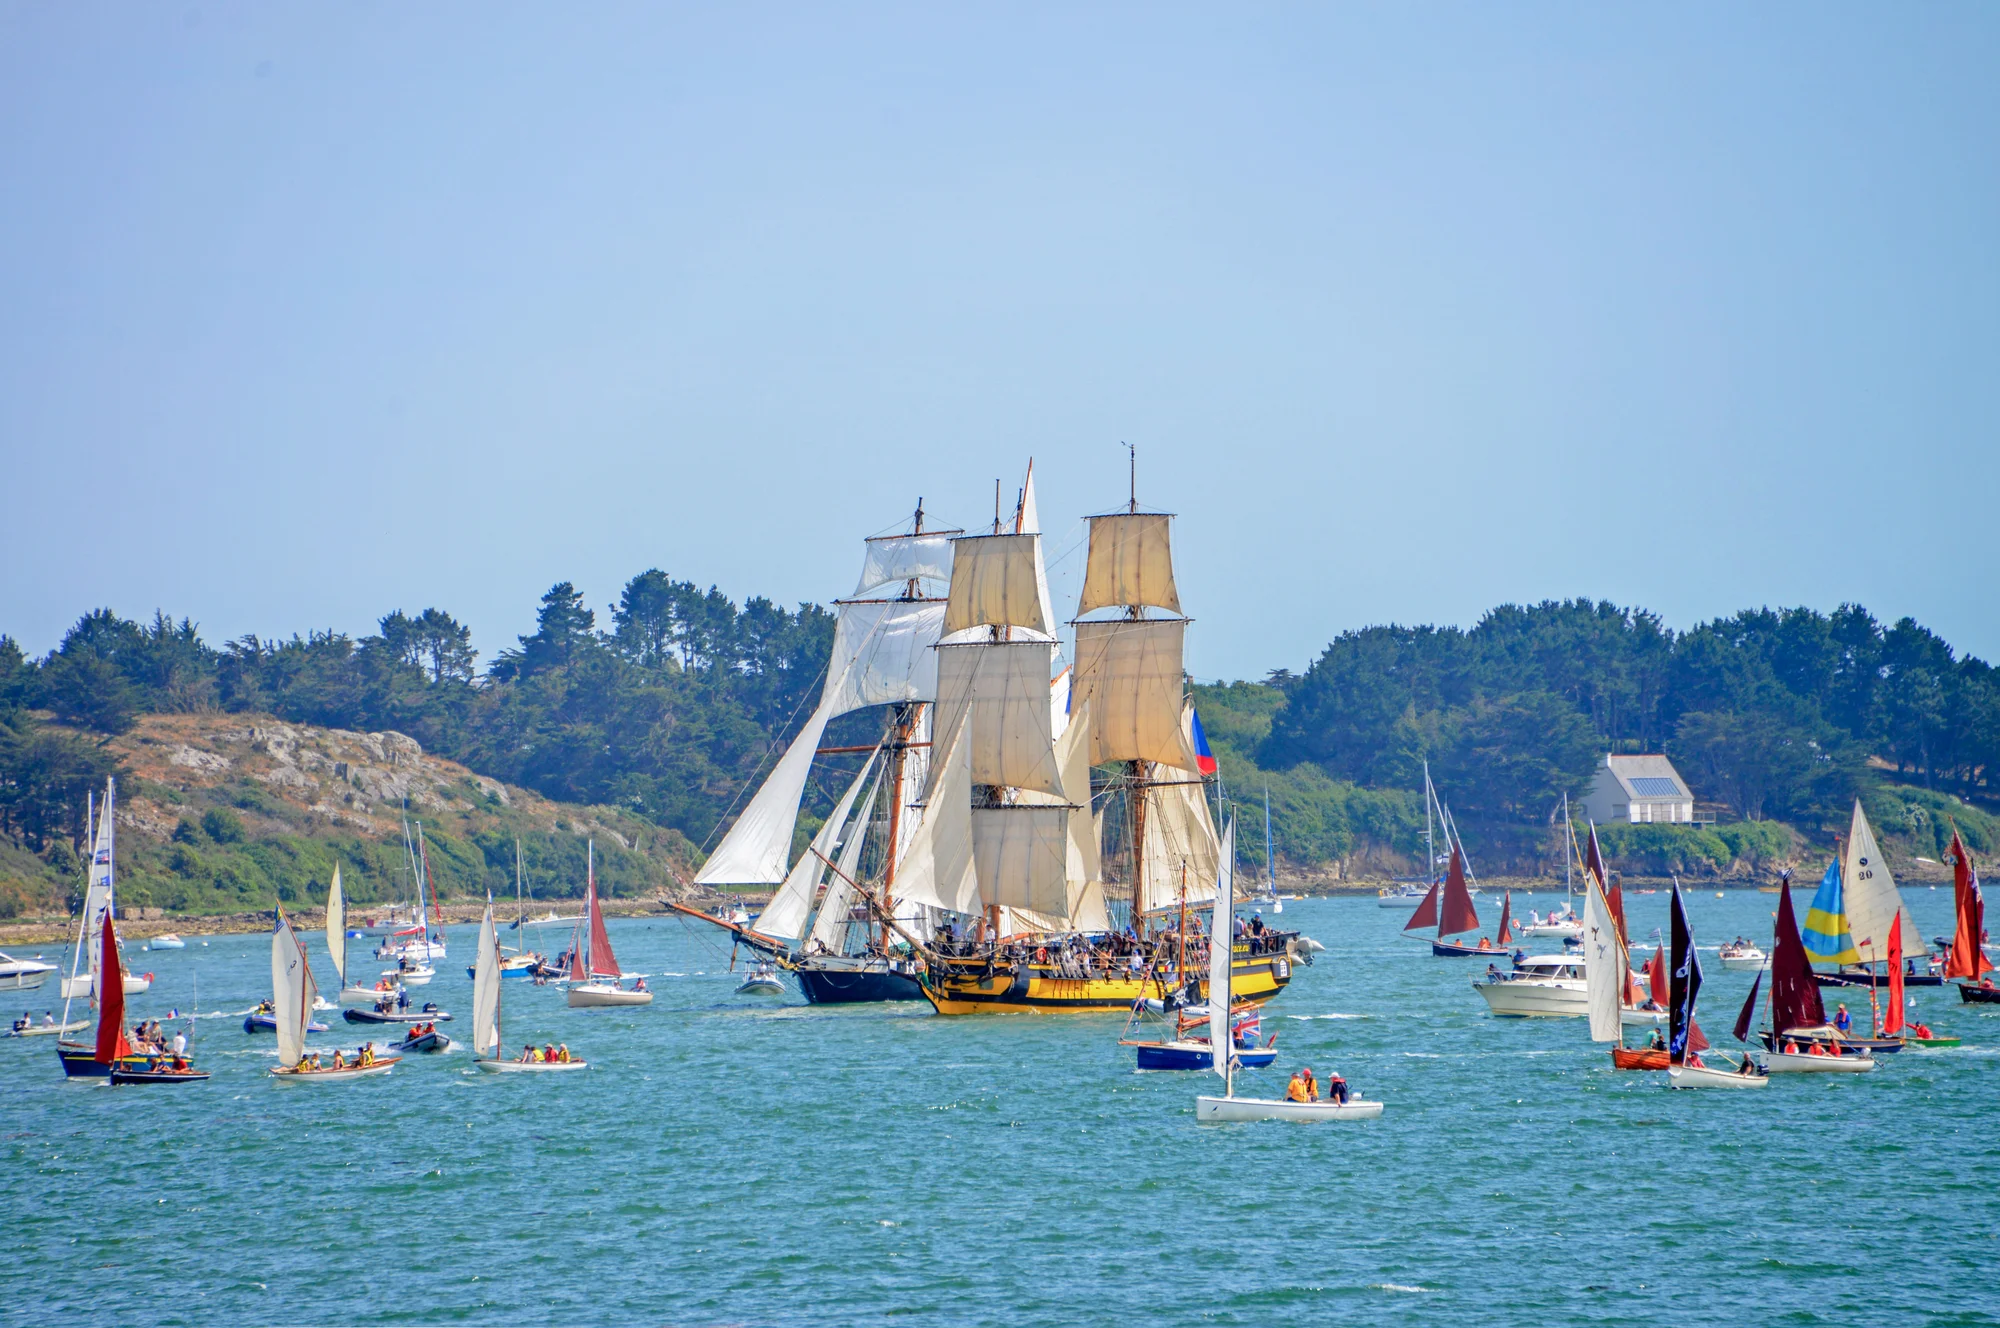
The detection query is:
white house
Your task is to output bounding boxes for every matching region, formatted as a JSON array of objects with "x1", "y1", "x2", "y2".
[{"x1": 1582, "y1": 754, "x2": 1696, "y2": 825}]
